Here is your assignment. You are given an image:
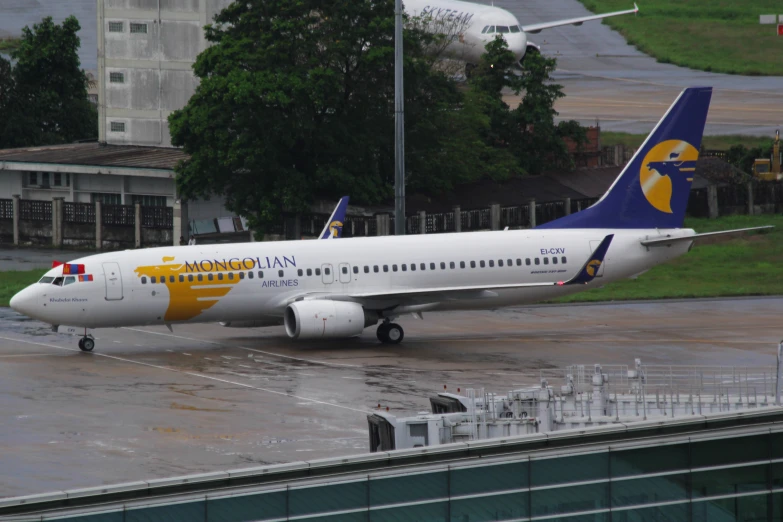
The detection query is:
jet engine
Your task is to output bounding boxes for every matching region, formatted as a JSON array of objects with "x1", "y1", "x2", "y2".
[
  {"x1": 220, "y1": 318, "x2": 283, "y2": 328},
  {"x1": 284, "y1": 300, "x2": 378, "y2": 339}
]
